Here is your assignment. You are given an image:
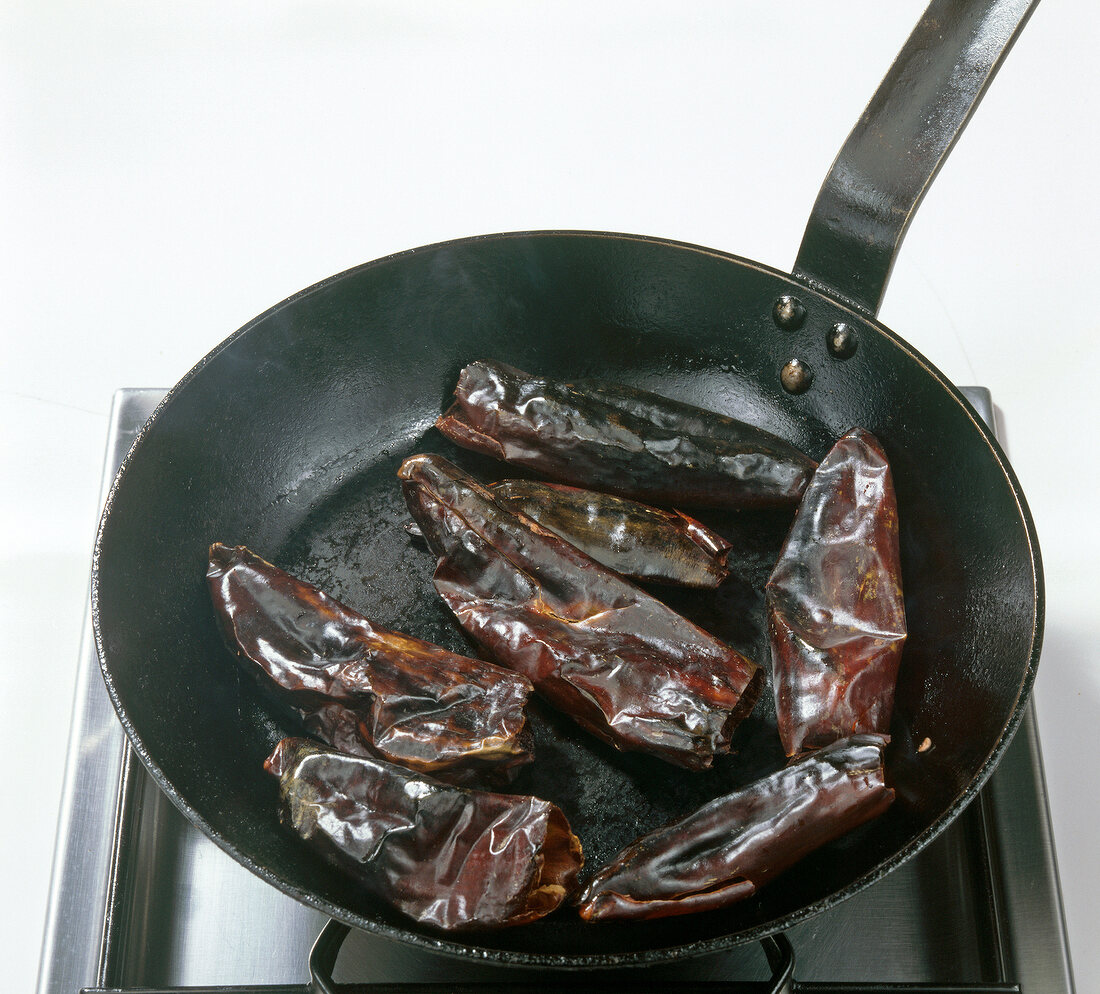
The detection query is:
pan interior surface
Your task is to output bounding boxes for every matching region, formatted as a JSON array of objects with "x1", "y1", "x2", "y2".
[{"x1": 93, "y1": 232, "x2": 1040, "y2": 965}]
